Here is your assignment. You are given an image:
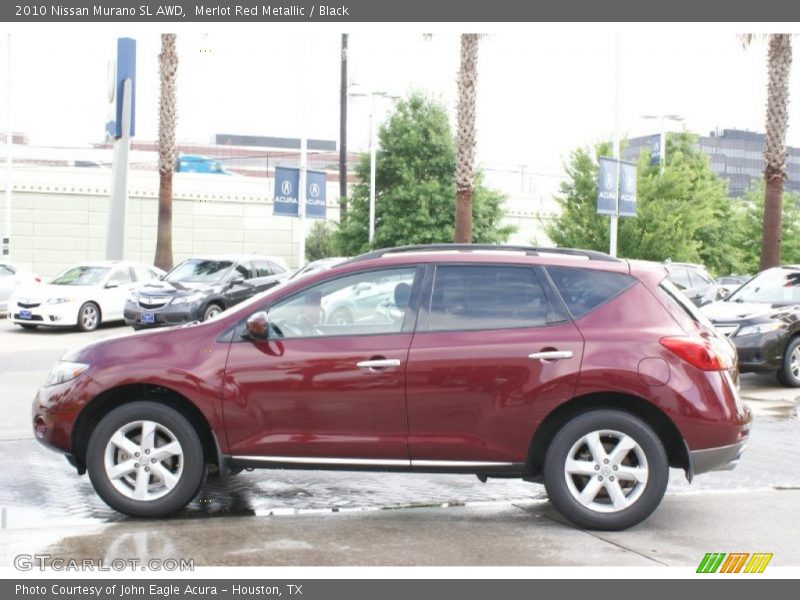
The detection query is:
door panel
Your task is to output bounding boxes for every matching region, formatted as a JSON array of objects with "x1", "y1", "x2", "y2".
[
  {"x1": 406, "y1": 324, "x2": 583, "y2": 463},
  {"x1": 222, "y1": 335, "x2": 412, "y2": 459},
  {"x1": 221, "y1": 266, "x2": 421, "y2": 461},
  {"x1": 405, "y1": 264, "x2": 583, "y2": 463}
]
